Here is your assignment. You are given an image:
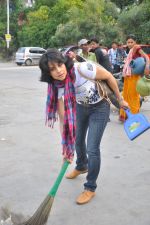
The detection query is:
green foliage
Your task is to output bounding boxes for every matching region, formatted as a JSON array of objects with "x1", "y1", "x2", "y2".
[
  {"x1": 50, "y1": 0, "x2": 83, "y2": 25},
  {"x1": 111, "y1": 0, "x2": 144, "y2": 9},
  {"x1": 27, "y1": 5, "x2": 50, "y2": 21},
  {"x1": 118, "y1": 1, "x2": 150, "y2": 43},
  {"x1": 17, "y1": 6, "x2": 53, "y2": 48},
  {"x1": 34, "y1": 0, "x2": 58, "y2": 9},
  {"x1": 0, "y1": 0, "x2": 149, "y2": 60},
  {"x1": 51, "y1": 22, "x2": 82, "y2": 46},
  {"x1": 51, "y1": 0, "x2": 120, "y2": 47},
  {"x1": 17, "y1": 21, "x2": 53, "y2": 48},
  {"x1": 0, "y1": 0, "x2": 24, "y2": 58},
  {"x1": 0, "y1": 7, "x2": 6, "y2": 40}
]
